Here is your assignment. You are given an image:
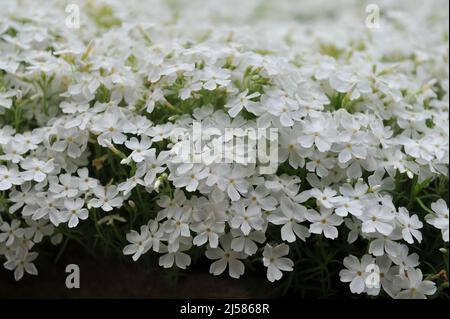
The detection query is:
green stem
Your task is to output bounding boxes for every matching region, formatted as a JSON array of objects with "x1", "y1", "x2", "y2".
[{"x1": 416, "y1": 198, "x2": 436, "y2": 216}]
